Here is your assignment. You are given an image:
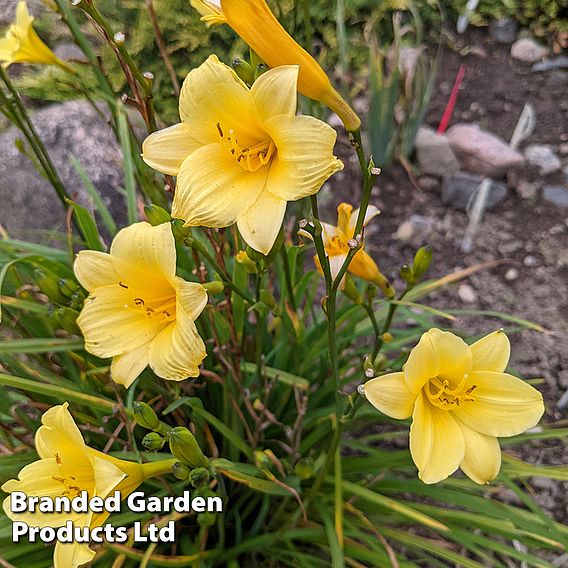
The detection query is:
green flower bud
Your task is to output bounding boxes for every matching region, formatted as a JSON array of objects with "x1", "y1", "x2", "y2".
[
  {"x1": 259, "y1": 289, "x2": 276, "y2": 310},
  {"x1": 54, "y1": 306, "x2": 80, "y2": 335},
  {"x1": 231, "y1": 58, "x2": 254, "y2": 84},
  {"x1": 197, "y1": 511, "x2": 217, "y2": 527},
  {"x1": 295, "y1": 457, "x2": 315, "y2": 480},
  {"x1": 400, "y1": 263, "x2": 414, "y2": 286},
  {"x1": 254, "y1": 450, "x2": 273, "y2": 470},
  {"x1": 203, "y1": 281, "x2": 224, "y2": 295},
  {"x1": 58, "y1": 278, "x2": 79, "y2": 298},
  {"x1": 342, "y1": 274, "x2": 362, "y2": 304},
  {"x1": 142, "y1": 432, "x2": 165, "y2": 451},
  {"x1": 168, "y1": 427, "x2": 208, "y2": 468},
  {"x1": 132, "y1": 401, "x2": 160, "y2": 431},
  {"x1": 35, "y1": 269, "x2": 67, "y2": 304},
  {"x1": 412, "y1": 246, "x2": 433, "y2": 282},
  {"x1": 144, "y1": 204, "x2": 171, "y2": 226},
  {"x1": 172, "y1": 461, "x2": 191, "y2": 481},
  {"x1": 236, "y1": 250, "x2": 258, "y2": 274},
  {"x1": 254, "y1": 63, "x2": 269, "y2": 80},
  {"x1": 69, "y1": 289, "x2": 86, "y2": 311},
  {"x1": 189, "y1": 467, "x2": 211, "y2": 488}
]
